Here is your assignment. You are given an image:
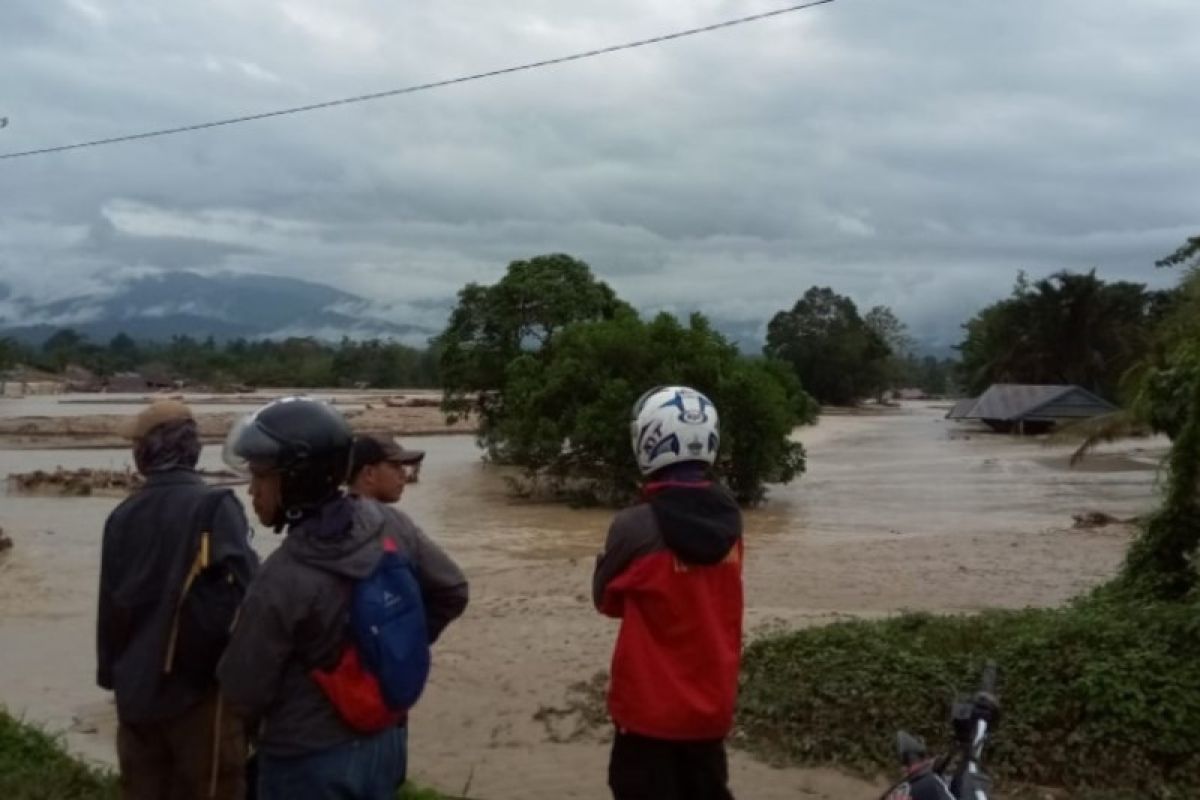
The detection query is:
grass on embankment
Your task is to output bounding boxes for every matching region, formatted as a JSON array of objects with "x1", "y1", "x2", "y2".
[{"x1": 0, "y1": 708, "x2": 452, "y2": 799}]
